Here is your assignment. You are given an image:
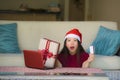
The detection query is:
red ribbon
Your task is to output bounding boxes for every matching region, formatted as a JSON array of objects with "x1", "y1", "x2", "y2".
[
  {"x1": 40, "y1": 49, "x2": 56, "y2": 64},
  {"x1": 39, "y1": 40, "x2": 56, "y2": 64}
]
